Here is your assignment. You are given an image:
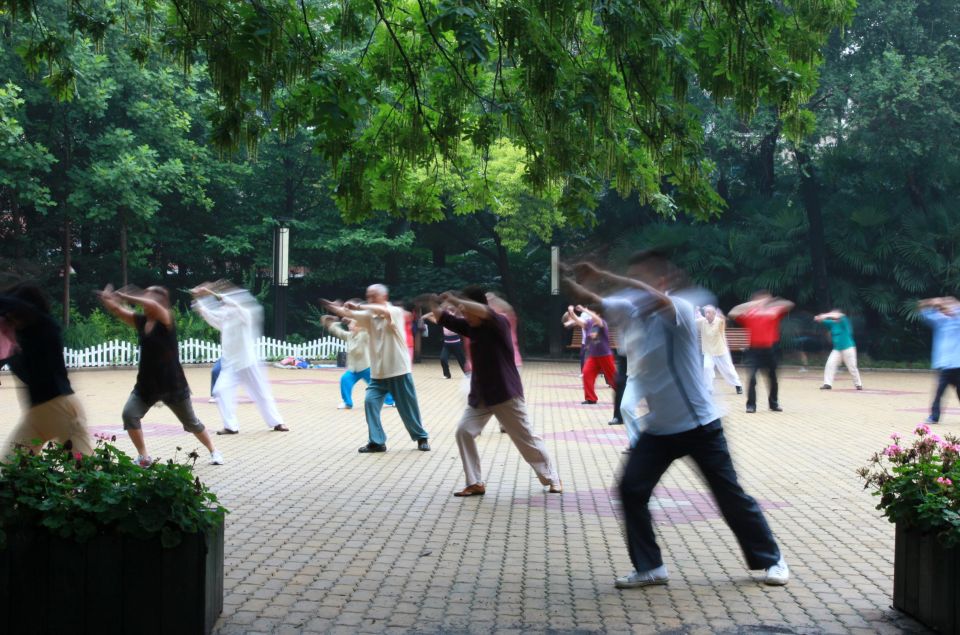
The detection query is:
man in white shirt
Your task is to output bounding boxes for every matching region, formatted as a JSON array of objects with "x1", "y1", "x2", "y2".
[
  {"x1": 192, "y1": 283, "x2": 289, "y2": 434},
  {"x1": 322, "y1": 284, "x2": 431, "y2": 453},
  {"x1": 697, "y1": 305, "x2": 743, "y2": 394}
]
